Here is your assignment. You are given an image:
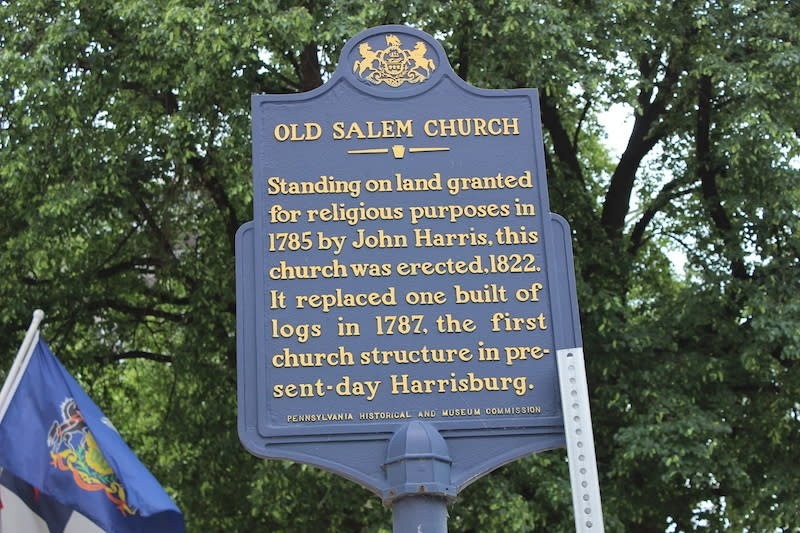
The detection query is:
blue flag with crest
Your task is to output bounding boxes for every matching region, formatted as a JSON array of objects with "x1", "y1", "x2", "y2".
[{"x1": 0, "y1": 338, "x2": 184, "y2": 532}]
